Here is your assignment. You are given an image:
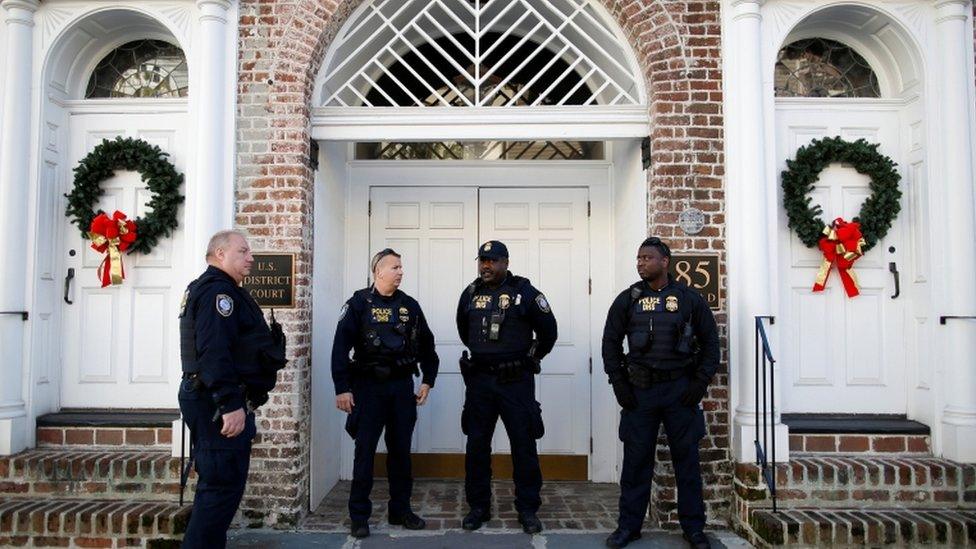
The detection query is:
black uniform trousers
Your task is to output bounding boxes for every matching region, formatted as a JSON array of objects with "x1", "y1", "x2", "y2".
[
  {"x1": 617, "y1": 375, "x2": 706, "y2": 536},
  {"x1": 178, "y1": 380, "x2": 255, "y2": 549},
  {"x1": 346, "y1": 376, "x2": 418, "y2": 523},
  {"x1": 462, "y1": 370, "x2": 543, "y2": 514}
]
